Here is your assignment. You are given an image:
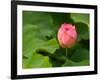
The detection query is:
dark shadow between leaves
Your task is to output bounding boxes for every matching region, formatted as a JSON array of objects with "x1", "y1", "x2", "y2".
[{"x1": 36, "y1": 48, "x2": 67, "y2": 67}]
